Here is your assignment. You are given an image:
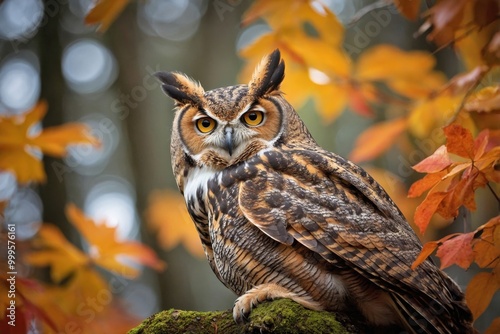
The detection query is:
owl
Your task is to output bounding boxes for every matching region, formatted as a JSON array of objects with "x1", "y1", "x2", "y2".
[{"x1": 155, "y1": 50, "x2": 475, "y2": 333}]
